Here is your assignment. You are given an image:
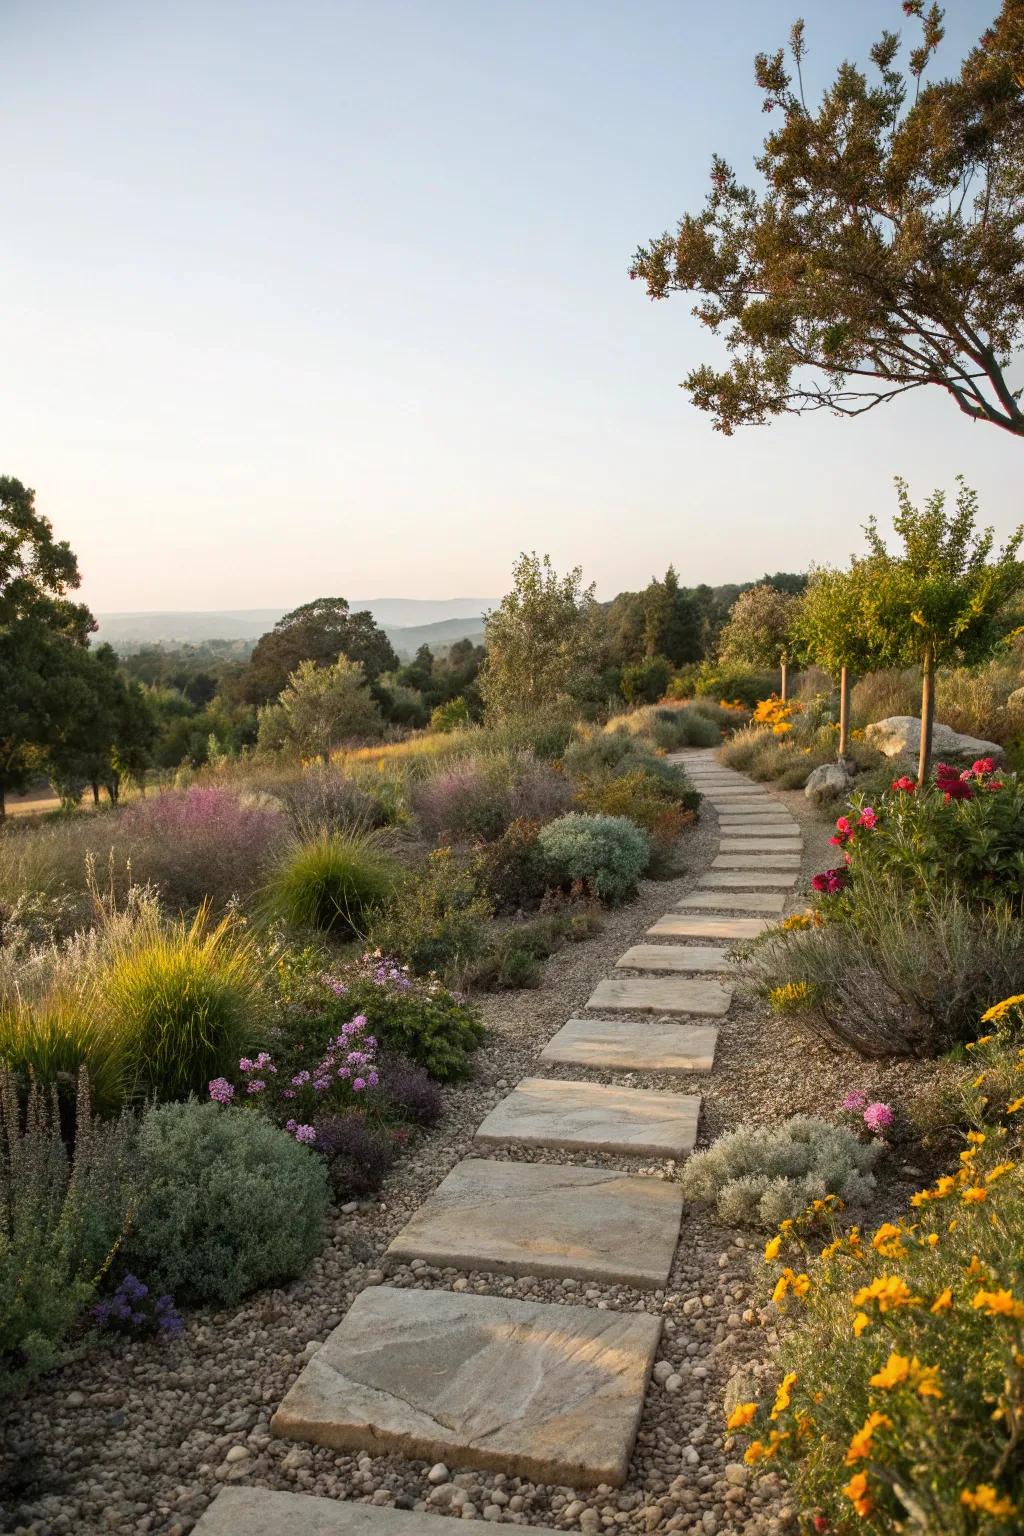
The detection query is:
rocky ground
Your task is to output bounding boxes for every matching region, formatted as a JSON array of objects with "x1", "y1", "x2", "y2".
[{"x1": 2, "y1": 776, "x2": 934, "y2": 1536}]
